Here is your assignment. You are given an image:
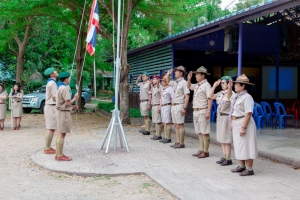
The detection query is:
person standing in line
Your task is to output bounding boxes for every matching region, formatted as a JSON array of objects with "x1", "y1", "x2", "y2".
[
  {"x1": 43, "y1": 67, "x2": 59, "y2": 154},
  {"x1": 9, "y1": 83, "x2": 23, "y2": 130},
  {"x1": 229, "y1": 74, "x2": 257, "y2": 176},
  {"x1": 0, "y1": 82, "x2": 8, "y2": 130},
  {"x1": 187, "y1": 66, "x2": 212, "y2": 158},
  {"x1": 208, "y1": 76, "x2": 234, "y2": 165},
  {"x1": 149, "y1": 75, "x2": 164, "y2": 140},
  {"x1": 136, "y1": 72, "x2": 151, "y2": 135},
  {"x1": 159, "y1": 71, "x2": 173, "y2": 144},
  {"x1": 166, "y1": 66, "x2": 190, "y2": 149},
  {"x1": 55, "y1": 72, "x2": 79, "y2": 161}
]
